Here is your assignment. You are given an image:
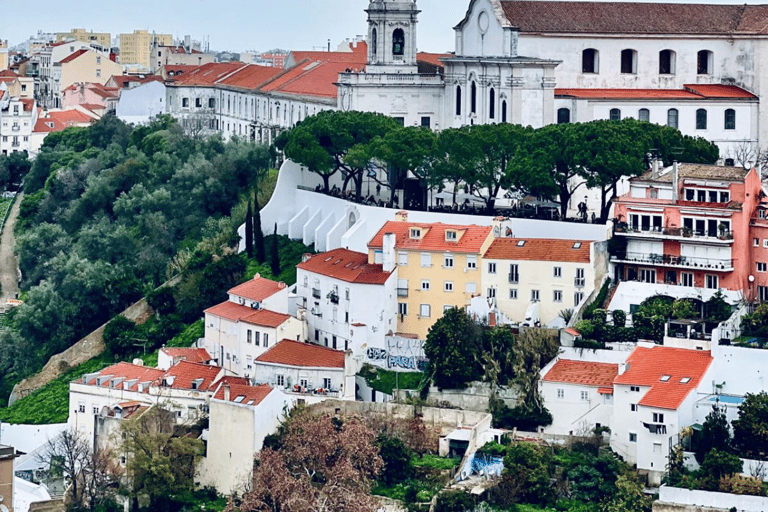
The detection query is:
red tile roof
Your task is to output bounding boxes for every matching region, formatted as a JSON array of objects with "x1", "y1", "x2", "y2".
[
  {"x1": 172, "y1": 62, "x2": 246, "y2": 86},
  {"x1": 109, "y1": 74, "x2": 163, "y2": 87},
  {"x1": 684, "y1": 84, "x2": 758, "y2": 99},
  {"x1": 20, "y1": 98, "x2": 34, "y2": 111},
  {"x1": 212, "y1": 381, "x2": 274, "y2": 406},
  {"x1": 288, "y1": 42, "x2": 367, "y2": 66},
  {"x1": 417, "y1": 52, "x2": 450, "y2": 69},
  {"x1": 0, "y1": 69, "x2": 19, "y2": 79},
  {"x1": 256, "y1": 339, "x2": 345, "y2": 368},
  {"x1": 543, "y1": 359, "x2": 618, "y2": 387},
  {"x1": 34, "y1": 108, "x2": 94, "y2": 133},
  {"x1": 598, "y1": 387, "x2": 613, "y2": 395},
  {"x1": 555, "y1": 85, "x2": 756, "y2": 101},
  {"x1": 78, "y1": 362, "x2": 164, "y2": 391},
  {"x1": 58, "y1": 49, "x2": 88, "y2": 64},
  {"x1": 497, "y1": 1, "x2": 768, "y2": 35},
  {"x1": 369, "y1": 221, "x2": 493, "y2": 254},
  {"x1": 228, "y1": 274, "x2": 286, "y2": 302},
  {"x1": 615, "y1": 346, "x2": 713, "y2": 410},
  {"x1": 160, "y1": 347, "x2": 212, "y2": 364},
  {"x1": 204, "y1": 301, "x2": 291, "y2": 327},
  {"x1": 160, "y1": 360, "x2": 222, "y2": 391},
  {"x1": 484, "y1": 238, "x2": 591, "y2": 263},
  {"x1": 564, "y1": 327, "x2": 580, "y2": 337},
  {"x1": 297, "y1": 248, "x2": 394, "y2": 285},
  {"x1": 259, "y1": 58, "x2": 354, "y2": 99},
  {"x1": 216, "y1": 64, "x2": 284, "y2": 91}
]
